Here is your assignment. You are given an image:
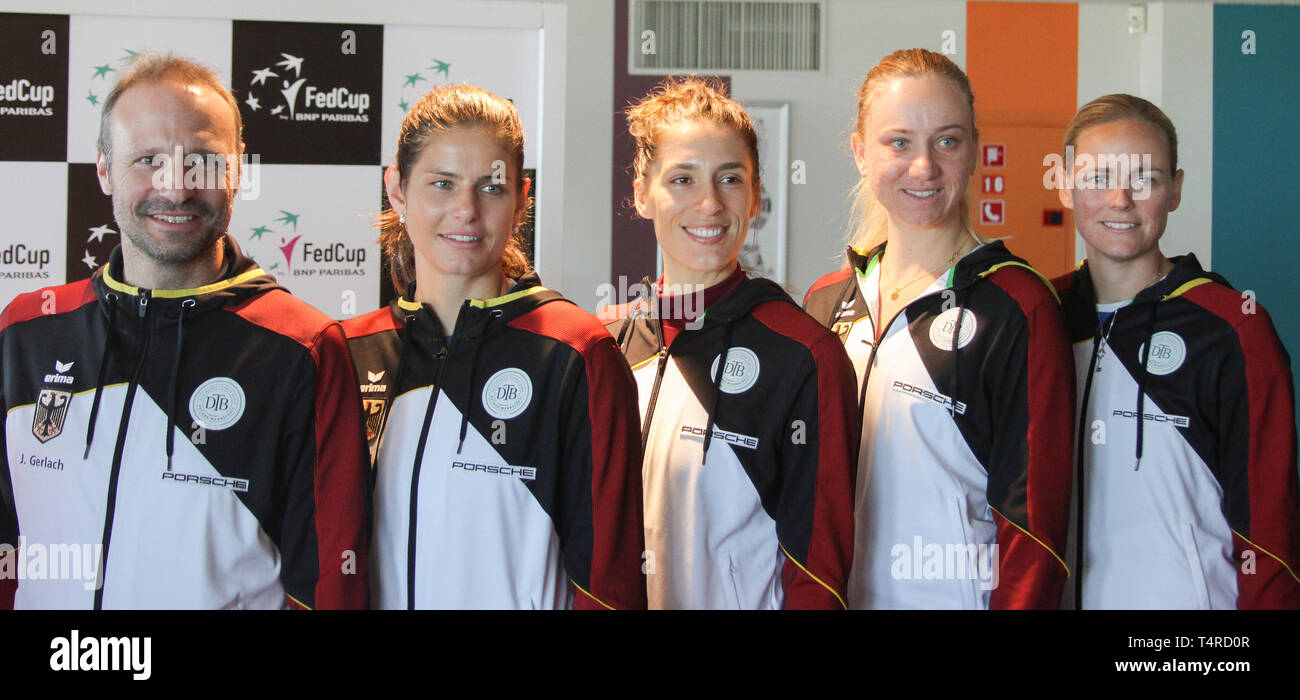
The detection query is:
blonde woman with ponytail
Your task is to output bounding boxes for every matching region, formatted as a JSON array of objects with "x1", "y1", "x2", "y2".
[{"x1": 803, "y1": 49, "x2": 1074, "y2": 609}]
